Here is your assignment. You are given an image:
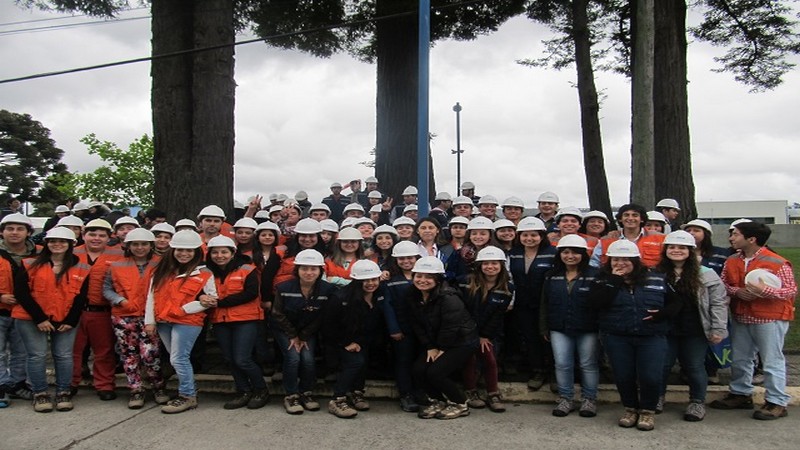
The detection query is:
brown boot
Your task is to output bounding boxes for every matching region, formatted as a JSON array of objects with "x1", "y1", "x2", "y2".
[
  {"x1": 709, "y1": 393, "x2": 753, "y2": 410},
  {"x1": 753, "y1": 402, "x2": 788, "y2": 420}
]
